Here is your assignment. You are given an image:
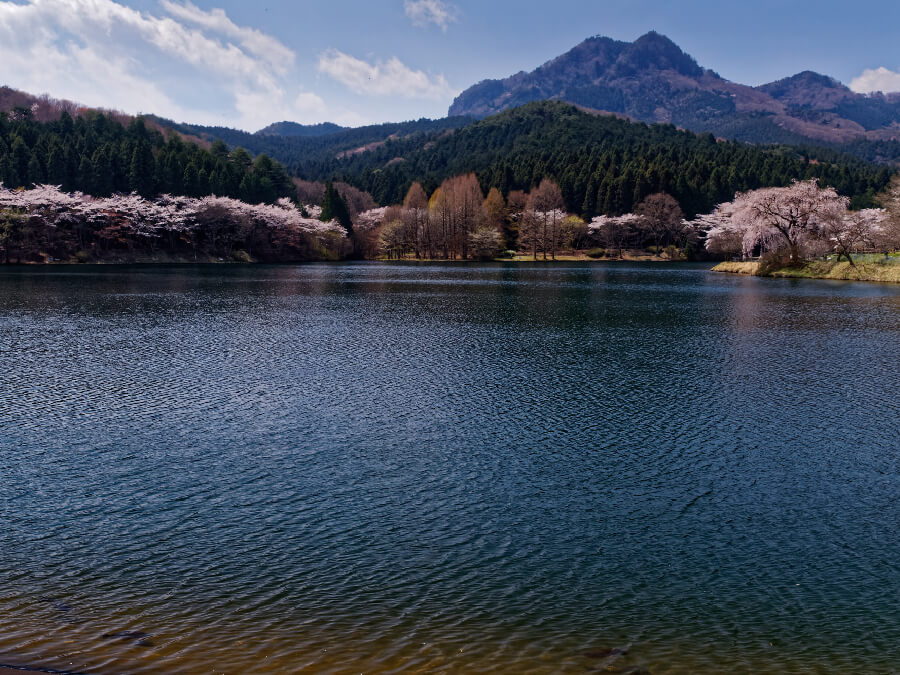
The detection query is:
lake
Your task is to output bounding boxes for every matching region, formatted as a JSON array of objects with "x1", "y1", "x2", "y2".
[{"x1": 1, "y1": 262, "x2": 898, "y2": 674}]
